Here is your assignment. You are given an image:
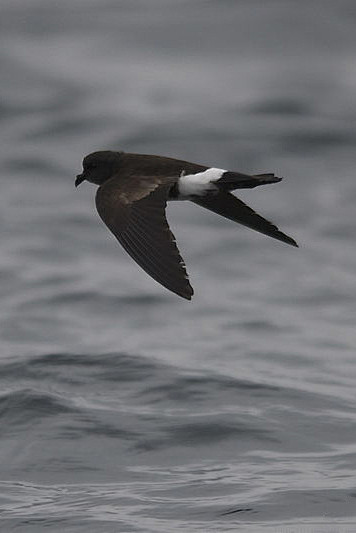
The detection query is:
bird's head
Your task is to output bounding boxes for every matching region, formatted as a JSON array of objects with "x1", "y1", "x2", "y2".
[{"x1": 75, "y1": 150, "x2": 123, "y2": 187}]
